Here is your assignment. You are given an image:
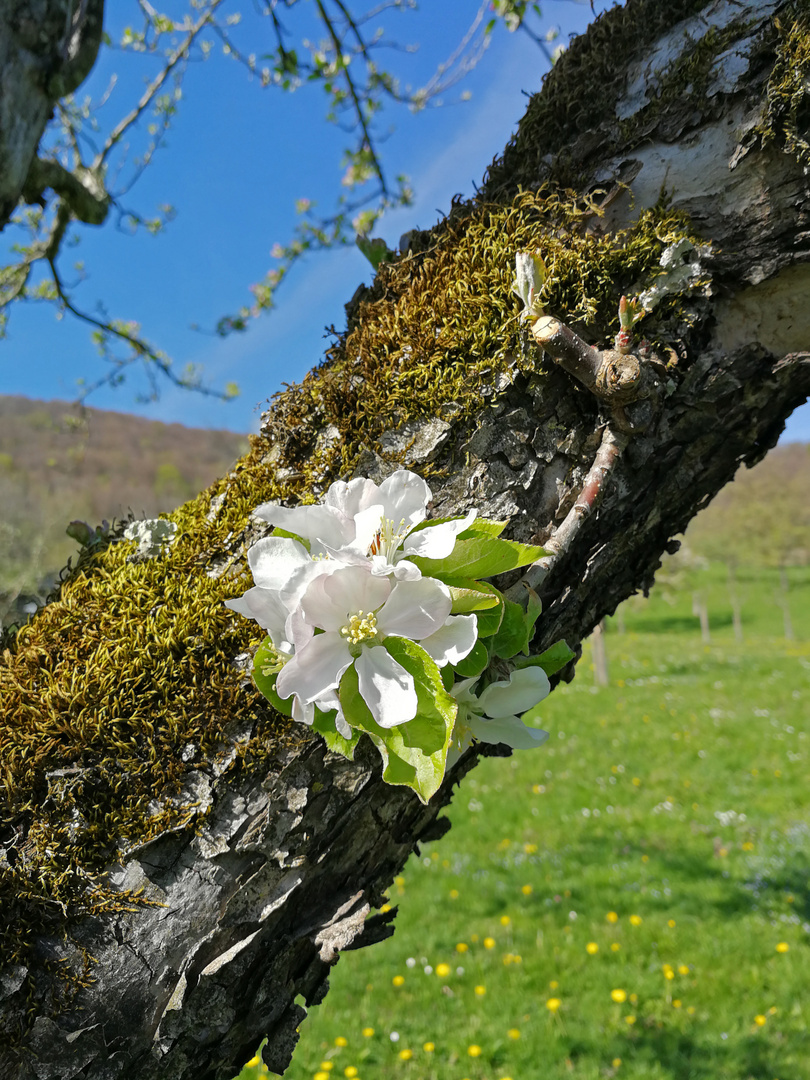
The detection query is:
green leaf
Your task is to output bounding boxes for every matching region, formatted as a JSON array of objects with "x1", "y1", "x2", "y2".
[
  {"x1": 445, "y1": 577, "x2": 501, "y2": 614},
  {"x1": 491, "y1": 597, "x2": 532, "y2": 659},
  {"x1": 454, "y1": 638, "x2": 489, "y2": 678},
  {"x1": 252, "y1": 638, "x2": 294, "y2": 714},
  {"x1": 311, "y1": 706, "x2": 361, "y2": 760},
  {"x1": 458, "y1": 519, "x2": 507, "y2": 540},
  {"x1": 338, "y1": 640, "x2": 457, "y2": 804},
  {"x1": 411, "y1": 537, "x2": 547, "y2": 581},
  {"x1": 476, "y1": 594, "x2": 505, "y2": 638},
  {"x1": 513, "y1": 640, "x2": 576, "y2": 677},
  {"x1": 271, "y1": 526, "x2": 310, "y2": 550}
]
